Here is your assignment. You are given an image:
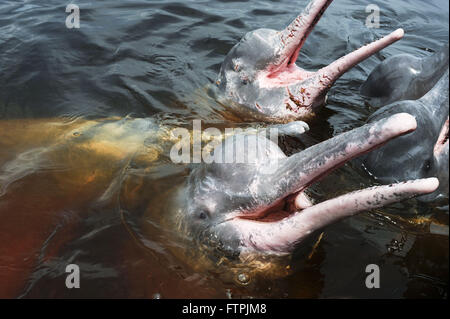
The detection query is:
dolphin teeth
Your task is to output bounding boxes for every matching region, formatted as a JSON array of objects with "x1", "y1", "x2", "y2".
[{"x1": 295, "y1": 192, "x2": 314, "y2": 210}]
